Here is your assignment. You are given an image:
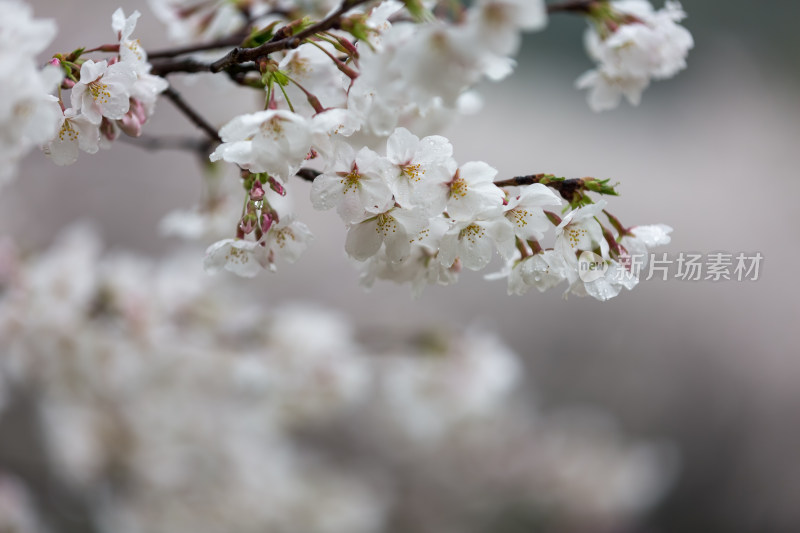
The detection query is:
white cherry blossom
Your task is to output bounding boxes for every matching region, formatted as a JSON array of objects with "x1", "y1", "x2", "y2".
[
  {"x1": 278, "y1": 42, "x2": 348, "y2": 114},
  {"x1": 112, "y1": 8, "x2": 169, "y2": 117},
  {"x1": 439, "y1": 215, "x2": 516, "y2": 271},
  {"x1": 310, "y1": 142, "x2": 394, "y2": 224},
  {"x1": 43, "y1": 108, "x2": 100, "y2": 166},
  {"x1": 467, "y1": 0, "x2": 547, "y2": 57},
  {"x1": 503, "y1": 183, "x2": 562, "y2": 241},
  {"x1": 71, "y1": 59, "x2": 136, "y2": 124},
  {"x1": 263, "y1": 218, "x2": 314, "y2": 271},
  {"x1": 210, "y1": 110, "x2": 312, "y2": 180},
  {"x1": 385, "y1": 127, "x2": 456, "y2": 212},
  {"x1": 203, "y1": 238, "x2": 268, "y2": 278},
  {"x1": 345, "y1": 207, "x2": 427, "y2": 263},
  {"x1": 445, "y1": 161, "x2": 504, "y2": 221},
  {"x1": 577, "y1": 0, "x2": 693, "y2": 111},
  {"x1": 555, "y1": 201, "x2": 609, "y2": 265}
]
